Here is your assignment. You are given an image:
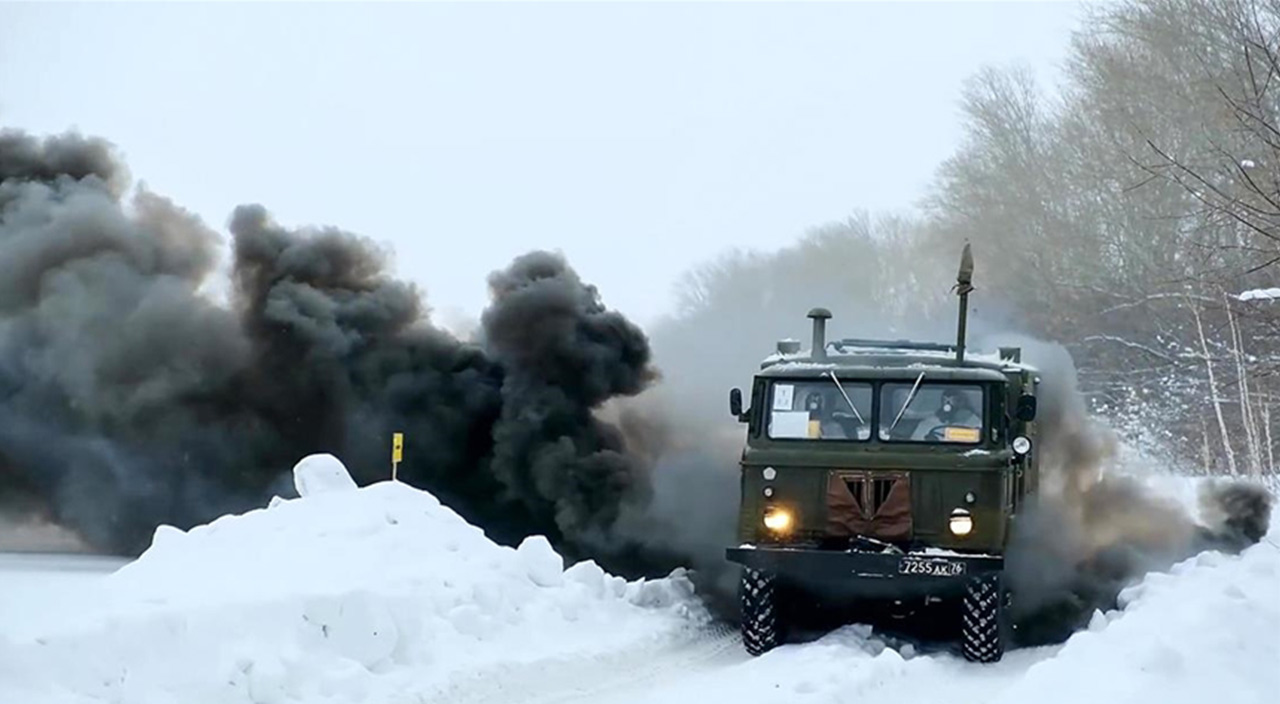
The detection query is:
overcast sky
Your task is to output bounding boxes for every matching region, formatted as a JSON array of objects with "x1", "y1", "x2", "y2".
[{"x1": 0, "y1": 1, "x2": 1087, "y2": 329}]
